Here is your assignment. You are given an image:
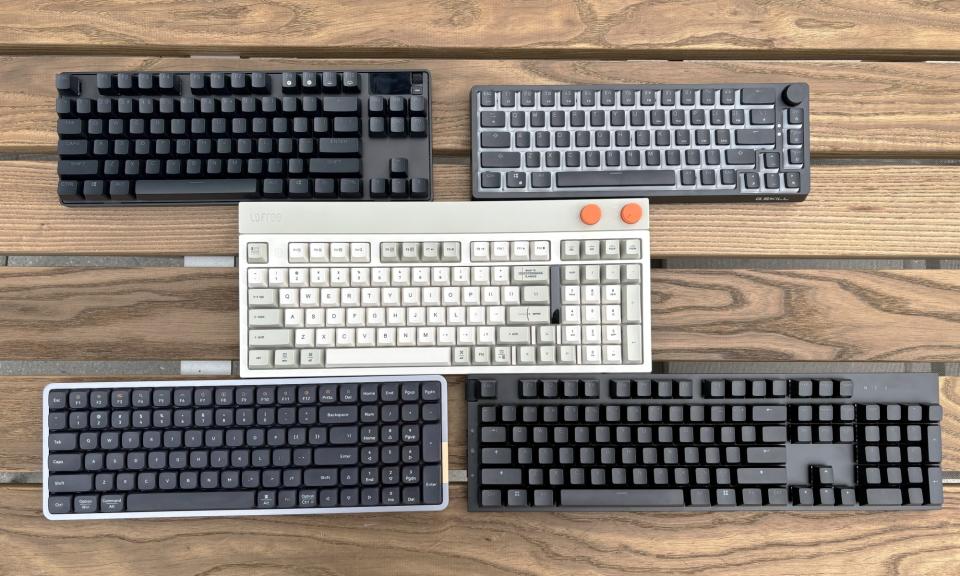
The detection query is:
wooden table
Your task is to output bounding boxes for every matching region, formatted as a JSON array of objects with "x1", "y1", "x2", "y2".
[{"x1": 1, "y1": 1, "x2": 959, "y2": 574}]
